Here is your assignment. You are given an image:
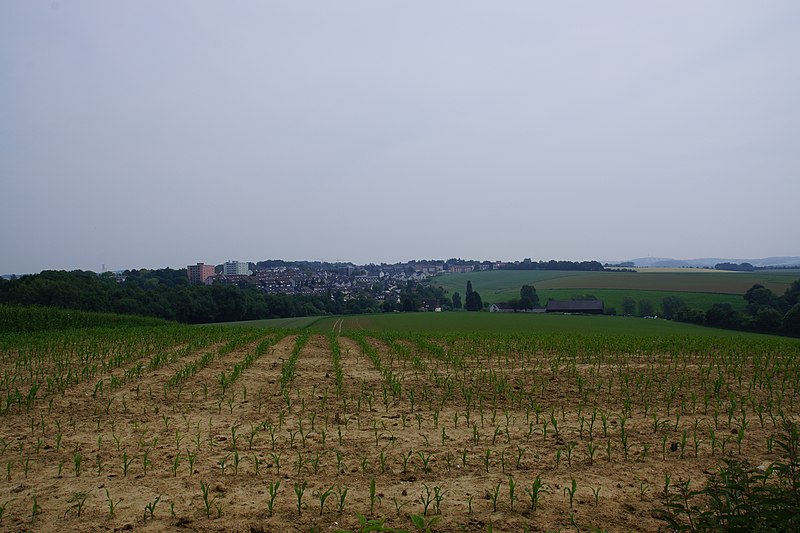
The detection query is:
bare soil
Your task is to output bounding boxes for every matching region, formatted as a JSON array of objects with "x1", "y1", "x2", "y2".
[{"x1": 0, "y1": 333, "x2": 793, "y2": 532}]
